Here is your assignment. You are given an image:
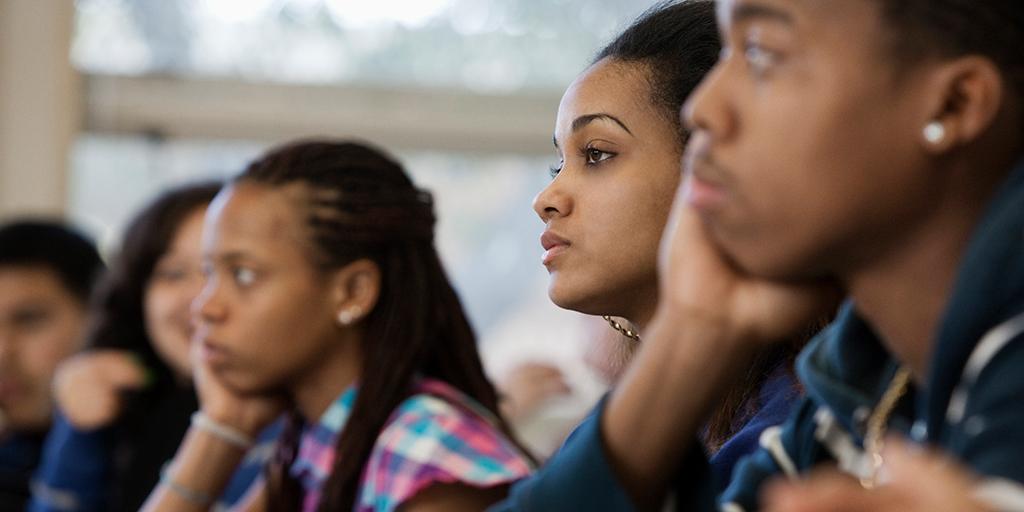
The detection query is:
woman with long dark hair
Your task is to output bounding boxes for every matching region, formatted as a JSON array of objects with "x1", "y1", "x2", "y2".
[
  {"x1": 531, "y1": 0, "x2": 816, "y2": 483},
  {"x1": 31, "y1": 182, "x2": 274, "y2": 511},
  {"x1": 143, "y1": 140, "x2": 532, "y2": 512}
]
